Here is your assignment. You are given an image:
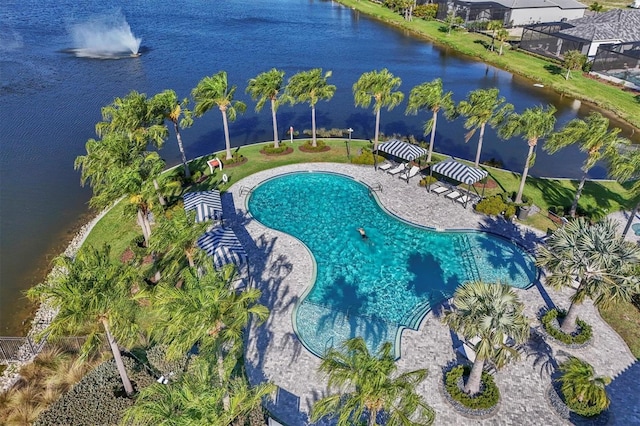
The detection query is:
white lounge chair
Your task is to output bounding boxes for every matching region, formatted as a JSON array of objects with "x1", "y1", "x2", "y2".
[
  {"x1": 399, "y1": 165, "x2": 420, "y2": 181},
  {"x1": 430, "y1": 184, "x2": 449, "y2": 195},
  {"x1": 378, "y1": 161, "x2": 393, "y2": 171},
  {"x1": 387, "y1": 163, "x2": 406, "y2": 175},
  {"x1": 456, "y1": 342, "x2": 477, "y2": 362},
  {"x1": 446, "y1": 190, "x2": 461, "y2": 201},
  {"x1": 456, "y1": 194, "x2": 470, "y2": 206}
]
